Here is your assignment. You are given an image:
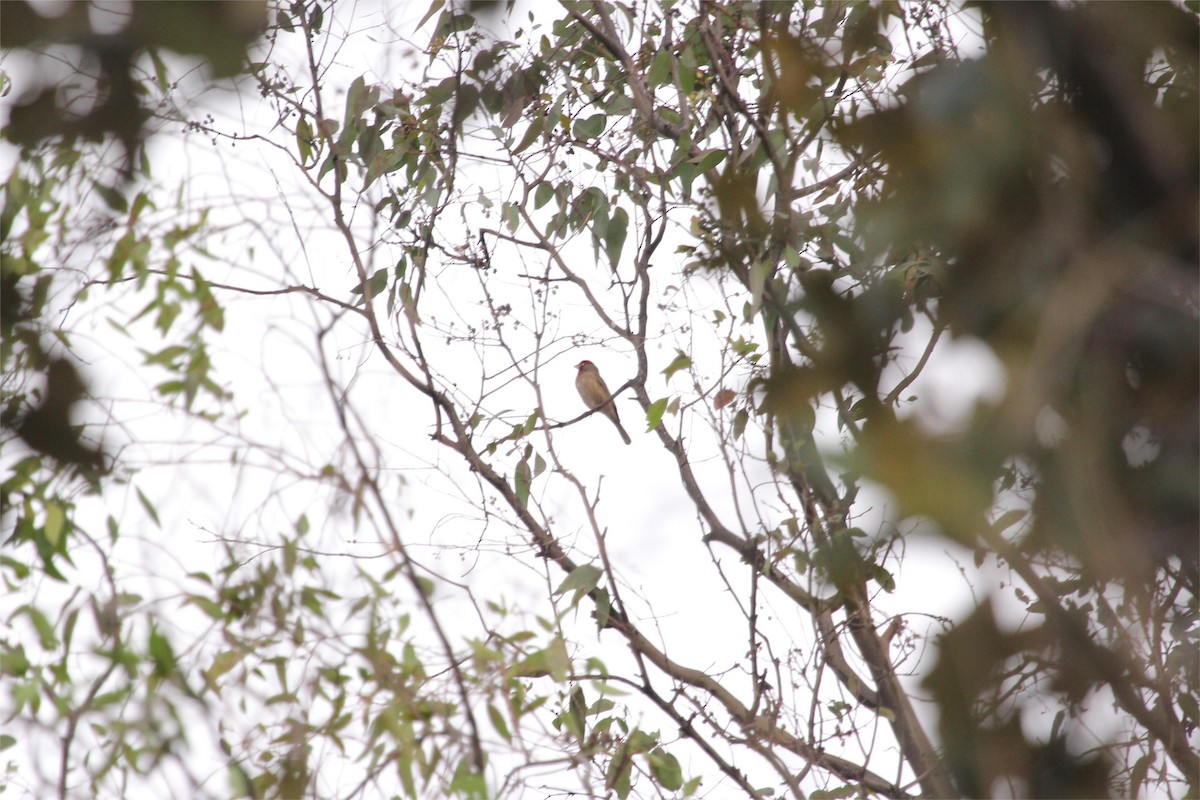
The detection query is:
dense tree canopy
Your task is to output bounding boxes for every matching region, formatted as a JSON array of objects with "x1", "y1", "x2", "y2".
[{"x1": 2, "y1": 2, "x2": 1196, "y2": 799}]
